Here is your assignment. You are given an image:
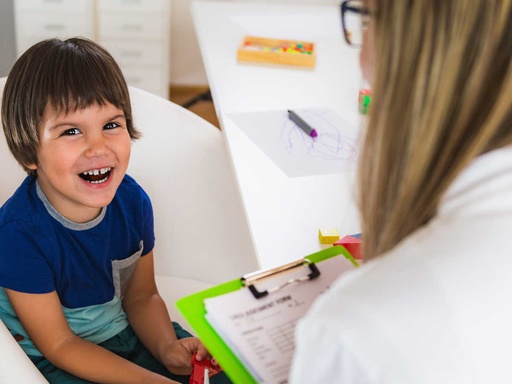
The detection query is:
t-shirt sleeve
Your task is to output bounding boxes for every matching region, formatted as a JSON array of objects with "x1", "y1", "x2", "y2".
[
  {"x1": 0, "y1": 221, "x2": 55, "y2": 294},
  {"x1": 140, "y1": 187, "x2": 155, "y2": 256}
]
